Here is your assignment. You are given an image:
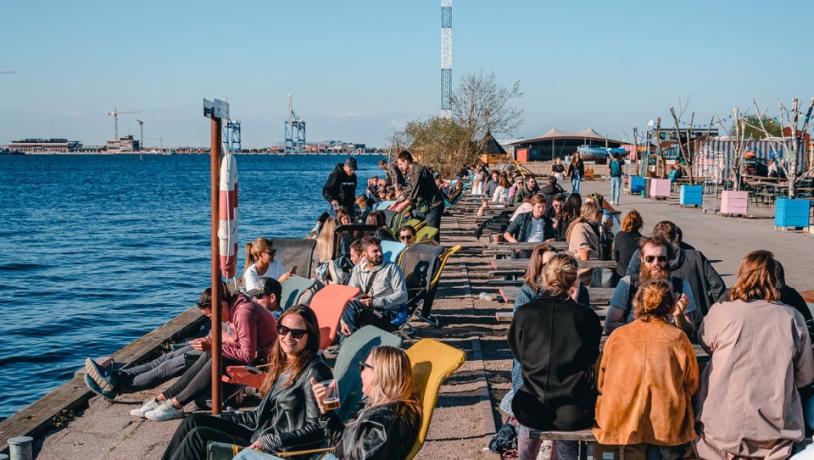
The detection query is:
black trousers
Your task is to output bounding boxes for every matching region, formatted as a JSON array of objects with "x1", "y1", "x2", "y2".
[
  {"x1": 162, "y1": 413, "x2": 253, "y2": 460},
  {"x1": 161, "y1": 351, "x2": 242, "y2": 406},
  {"x1": 425, "y1": 204, "x2": 443, "y2": 242}
]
